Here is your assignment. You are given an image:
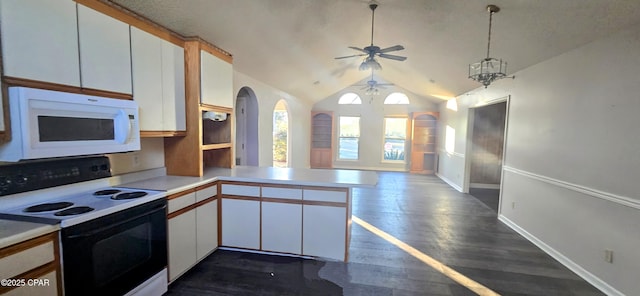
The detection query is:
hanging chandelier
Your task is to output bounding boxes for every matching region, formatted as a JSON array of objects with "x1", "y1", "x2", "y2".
[{"x1": 468, "y1": 5, "x2": 509, "y2": 88}]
